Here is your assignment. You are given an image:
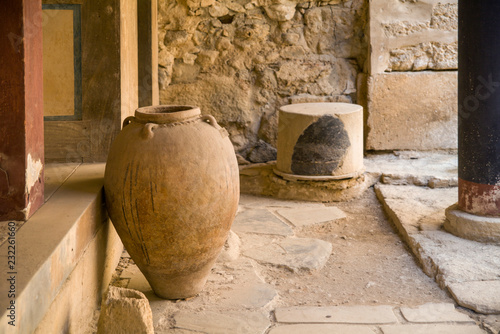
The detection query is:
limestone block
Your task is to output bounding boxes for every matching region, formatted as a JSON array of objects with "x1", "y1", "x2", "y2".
[
  {"x1": 275, "y1": 305, "x2": 398, "y2": 324},
  {"x1": 366, "y1": 71, "x2": 457, "y2": 150},
  {"x1": 264, "y1": 4, "x2": 296, "y2": 22},
  {"x1": 233, "y1": 208, "x2": 294, "y2": 236},
  {"x1": 277, "y1": 206, "x2": 347, "y2": 228},
  {"x1": 448, "y1": 281, "x2": 500, "y2": 315},
  {"x1": 243, "y1": 237, "x2": 332, "y2": 272},
  {"x1": 369, "y1": 0, "x2": 458, "y2": 74},
  {"x1": 387, "y1": 41, "x2": 457, "y2": 72},
  {"x1": 431, "y1": 3, "x2": 458, "y2": 30},
  {"x1": 269, "y1": 324, "x2": 376, "y2": 334},
  {"x1": 383, "y1": 21, "x2": 430, "y2": 37},
  {"x1": 174, "y1": 311, "x2": 270, "y2": 333},
  {"x1": 400, "y1": 303, "x2": 475, "y2": 323},
  {"x1": 97, "y1": 287, "x2": 154, "y2": 334},
  {"x1": 381, "y1": 324, "x2": 485, "y2": 334}
]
